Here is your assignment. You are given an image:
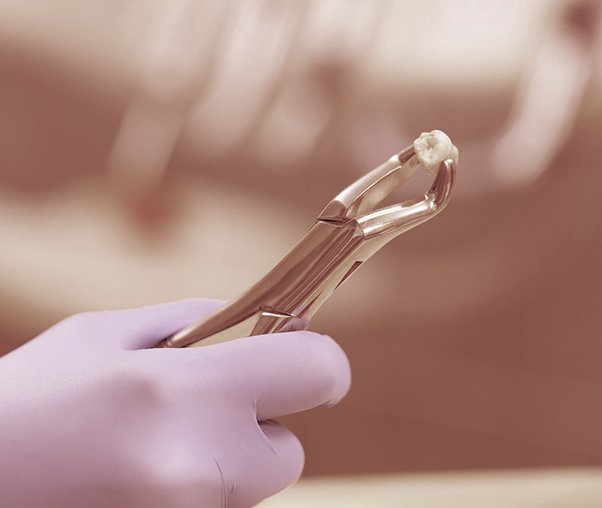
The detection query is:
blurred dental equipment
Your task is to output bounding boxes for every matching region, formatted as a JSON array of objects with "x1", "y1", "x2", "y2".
[
  {"x1": 102, "y1": 0, "x2": 600, "y2": 236},
  {"x1": 490, "y1": 0, "x2": 600, "y2": 186}
]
